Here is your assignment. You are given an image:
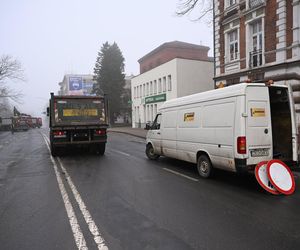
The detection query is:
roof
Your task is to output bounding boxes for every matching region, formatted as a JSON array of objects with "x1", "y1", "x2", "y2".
[
  {"x1": 159, "y1": 83, "x2": 287, "y2": 110},
  {"x1": 138, "y1": 41, "x2": 210, "y2": 63}
]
